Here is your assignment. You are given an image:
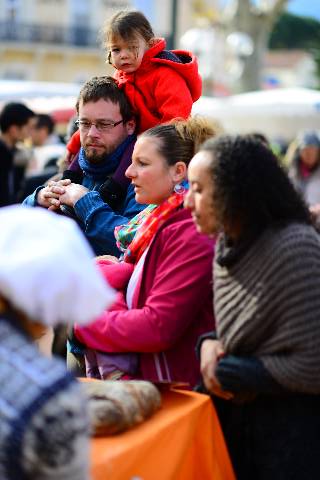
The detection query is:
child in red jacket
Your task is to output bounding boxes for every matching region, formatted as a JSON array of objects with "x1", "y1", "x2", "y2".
[{"x1": 67, "y1": 10, "x2": 202, "y2": 157}]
